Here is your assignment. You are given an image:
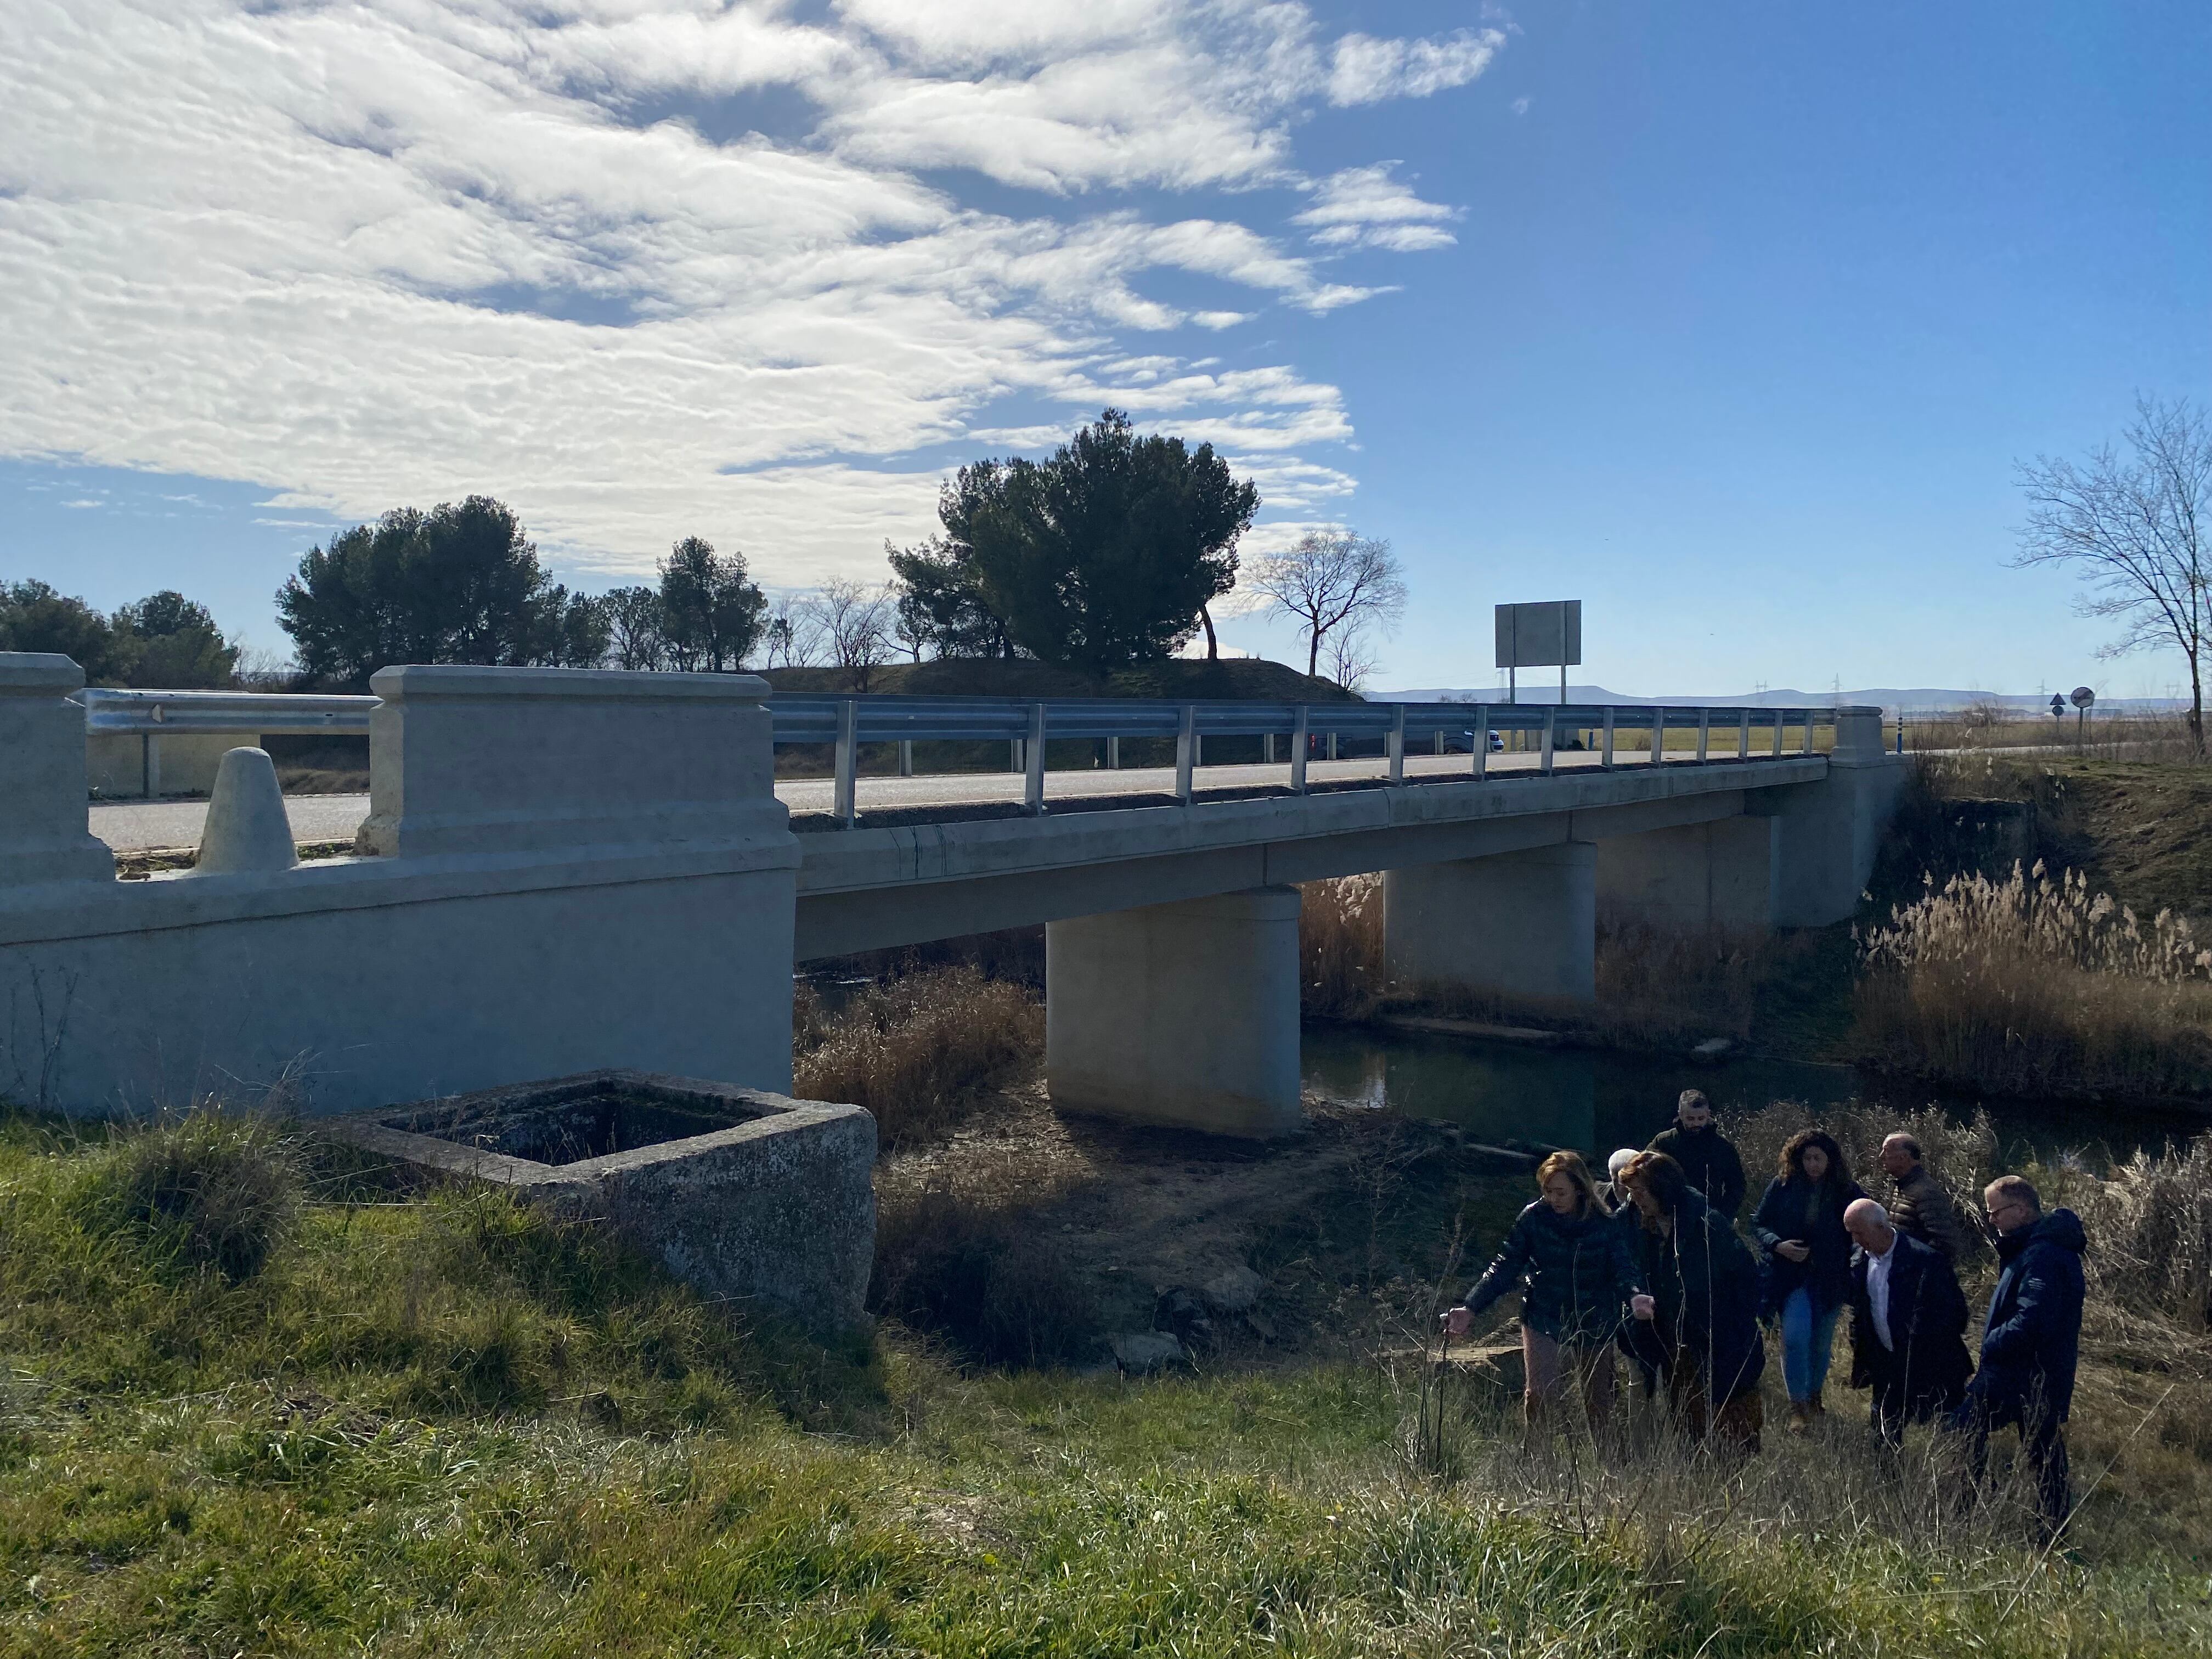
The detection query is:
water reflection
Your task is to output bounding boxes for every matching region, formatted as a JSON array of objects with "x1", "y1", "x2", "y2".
[{"x1": 1301, "y1": 1024, "x2": 2205, "y2": 1162}]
